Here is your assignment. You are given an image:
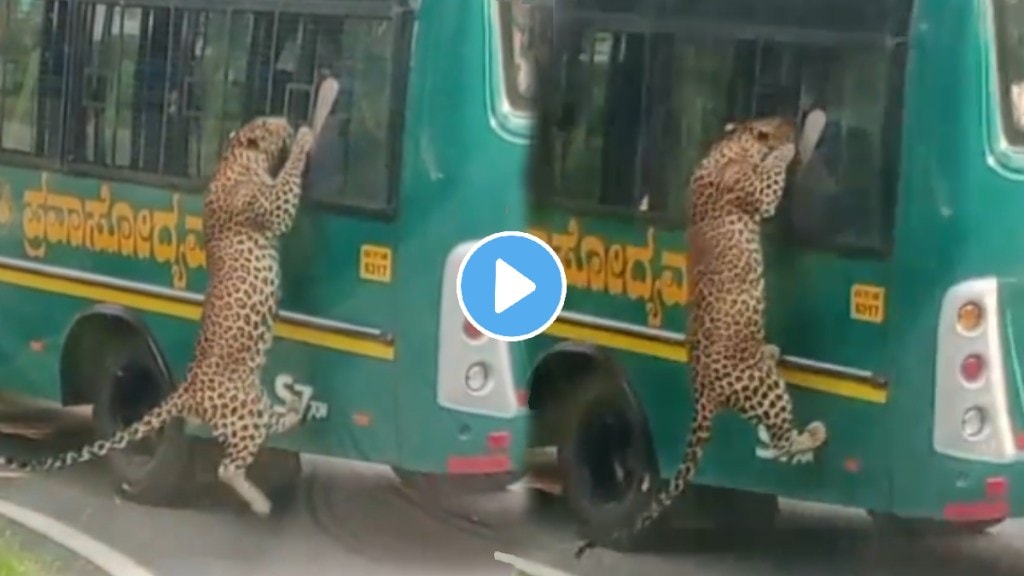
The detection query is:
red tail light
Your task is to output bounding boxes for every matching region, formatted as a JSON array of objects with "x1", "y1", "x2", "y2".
[
  {"x1": 462, "y1": 318, "x2": 486, "y2": 342},
  {"x1": 960, "y1": 354, "x2": 985, "y2": 384}
]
